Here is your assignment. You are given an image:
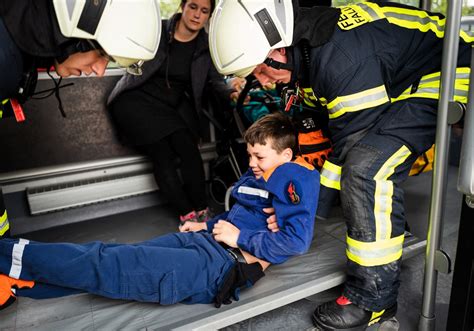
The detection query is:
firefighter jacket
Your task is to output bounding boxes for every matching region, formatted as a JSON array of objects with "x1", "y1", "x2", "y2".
[
  {"x1": 291, "y1": 2, "x2": 472, "y2": 157},
  {"x1": 206, "y1": 157, "x2": 320, "y2": 265}
]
